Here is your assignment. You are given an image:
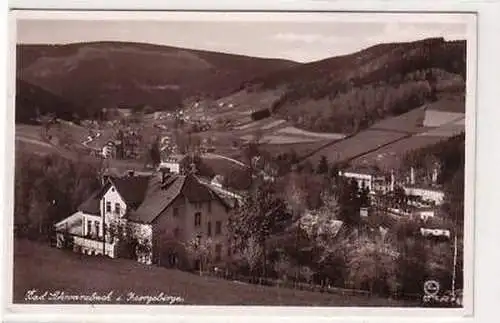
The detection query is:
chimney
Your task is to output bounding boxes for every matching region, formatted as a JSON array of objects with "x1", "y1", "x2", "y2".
[
  {"x1": 101, "y1": 174, "x2": 110, "y2": 186},
  {"x1": 410, "y1": 167, "x2": 415, "y2": 185},
  {"x1": 160, "y1": 167, "x2": 170, "y2": 184}
]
